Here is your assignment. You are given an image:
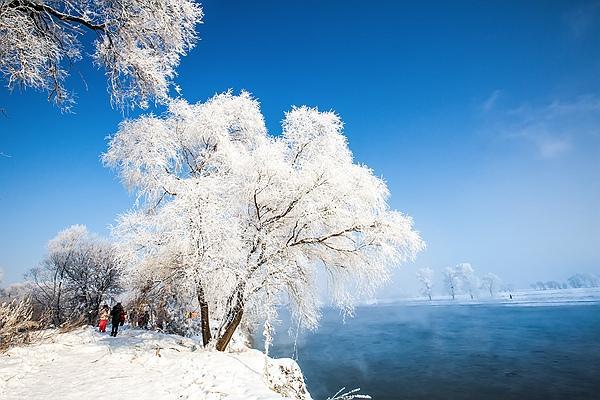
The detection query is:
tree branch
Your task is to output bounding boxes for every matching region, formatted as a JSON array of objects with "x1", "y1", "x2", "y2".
[{"x1": 7, "y1": 0, "x2": 107, "y2": 31}]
